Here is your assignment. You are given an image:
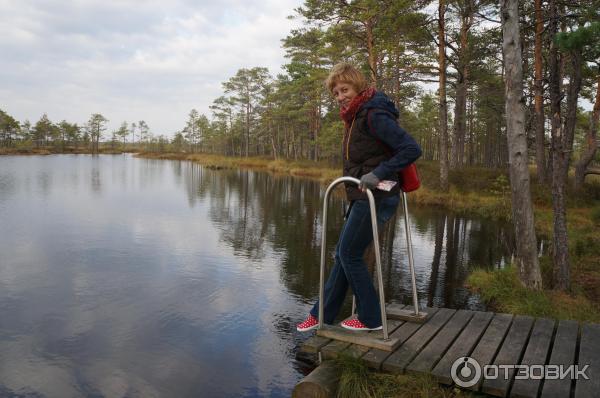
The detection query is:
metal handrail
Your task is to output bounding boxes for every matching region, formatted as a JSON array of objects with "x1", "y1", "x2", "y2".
[
  {"x1": 401, "y1": 191, "x2": 420, "y2": 316},
  {"x1": 318, "y1": 177, "x2": 389, "y2": 340},
  {"x1": 353, "y1": 192, "x2": 420, "y2": 317}
]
